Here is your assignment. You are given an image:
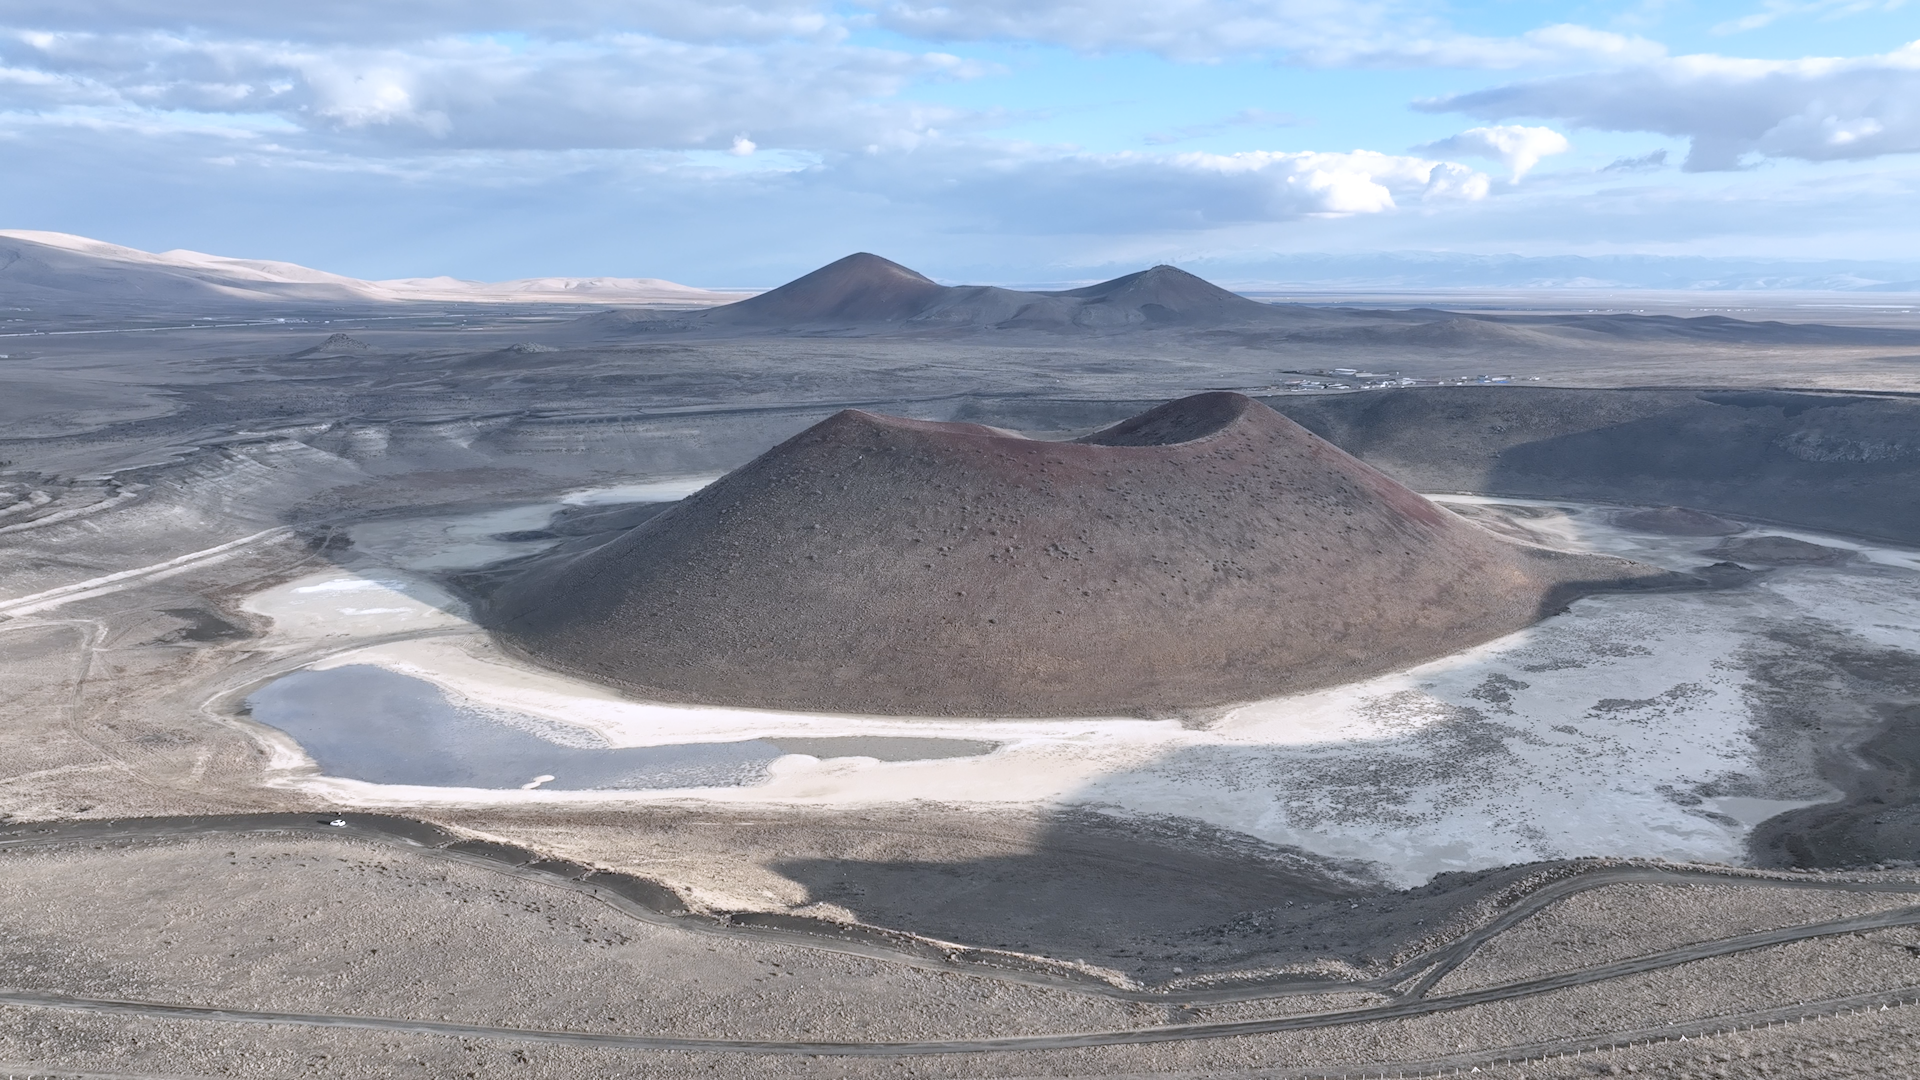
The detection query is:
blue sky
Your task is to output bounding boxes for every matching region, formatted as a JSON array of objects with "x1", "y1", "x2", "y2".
[{"x1": 2, "y1": 0, "x2": 1918, "y2": 285}]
